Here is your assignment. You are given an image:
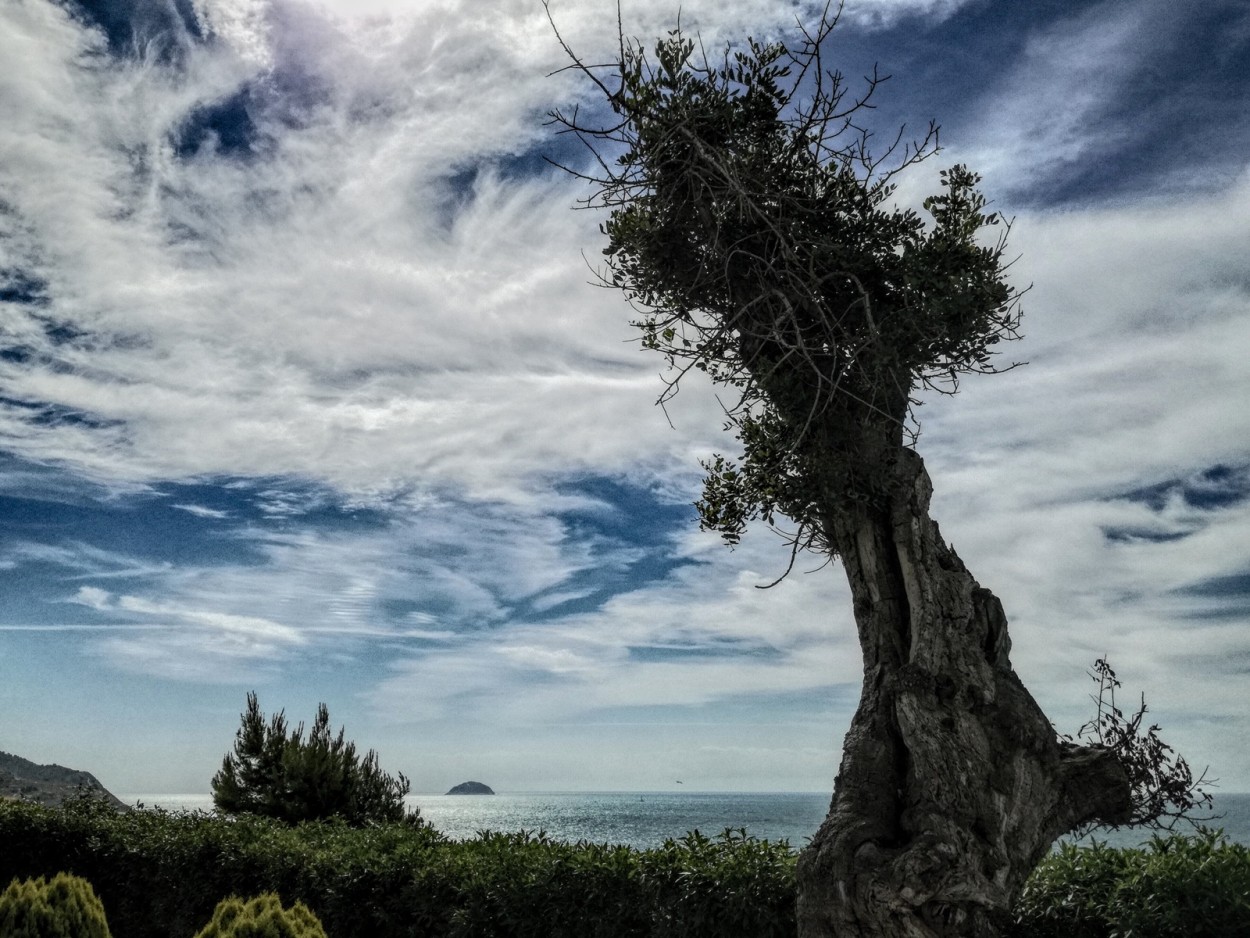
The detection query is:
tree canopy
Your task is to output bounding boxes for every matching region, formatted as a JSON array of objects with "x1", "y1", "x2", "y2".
[
  {"x1": 549, "y1": 7, "x2": 1022, "y2": 558},
  {"x1": 211, "y1": 693, "x2": 414, "y2": 827}
]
